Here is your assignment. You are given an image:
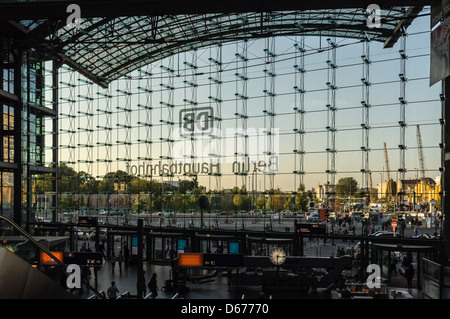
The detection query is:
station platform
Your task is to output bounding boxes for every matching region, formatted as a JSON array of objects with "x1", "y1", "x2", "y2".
[
  {"x1": 78, "y1": 258, "x2": 425, "y2": 300},
  {"x1": 80, "y1": 260, "x2": 235, "y2": 299}
]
